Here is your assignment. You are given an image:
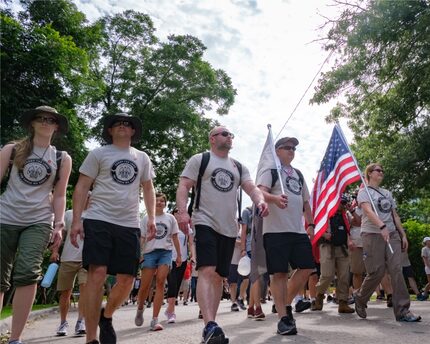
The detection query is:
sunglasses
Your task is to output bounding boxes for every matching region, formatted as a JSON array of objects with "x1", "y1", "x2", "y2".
[
  {"x1": 212, "y1": 131, "x2": 235, "y2": 138},
  {"x1": 372, "y1": 168, "x2": 384, "y2": 173},
  {"x1": 279, "y1": 145, "x2": 296, "y2": 151},
  {"x1": 34, "y1": 116, "x2": 58, "y2": 125},
  {"x1": 112, "y1": 120, "x2": 133, "y2": 128}
]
